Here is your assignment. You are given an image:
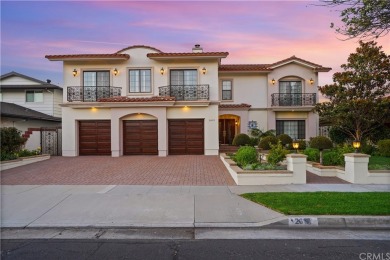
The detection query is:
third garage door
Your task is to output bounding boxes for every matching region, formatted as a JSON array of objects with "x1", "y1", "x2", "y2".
[
  {"x1": 168, "y1": 119, "x2": 204, "y2": 155},
  {"x1": 123, "y1": 120, "x2": 158, "y2": 155}
]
